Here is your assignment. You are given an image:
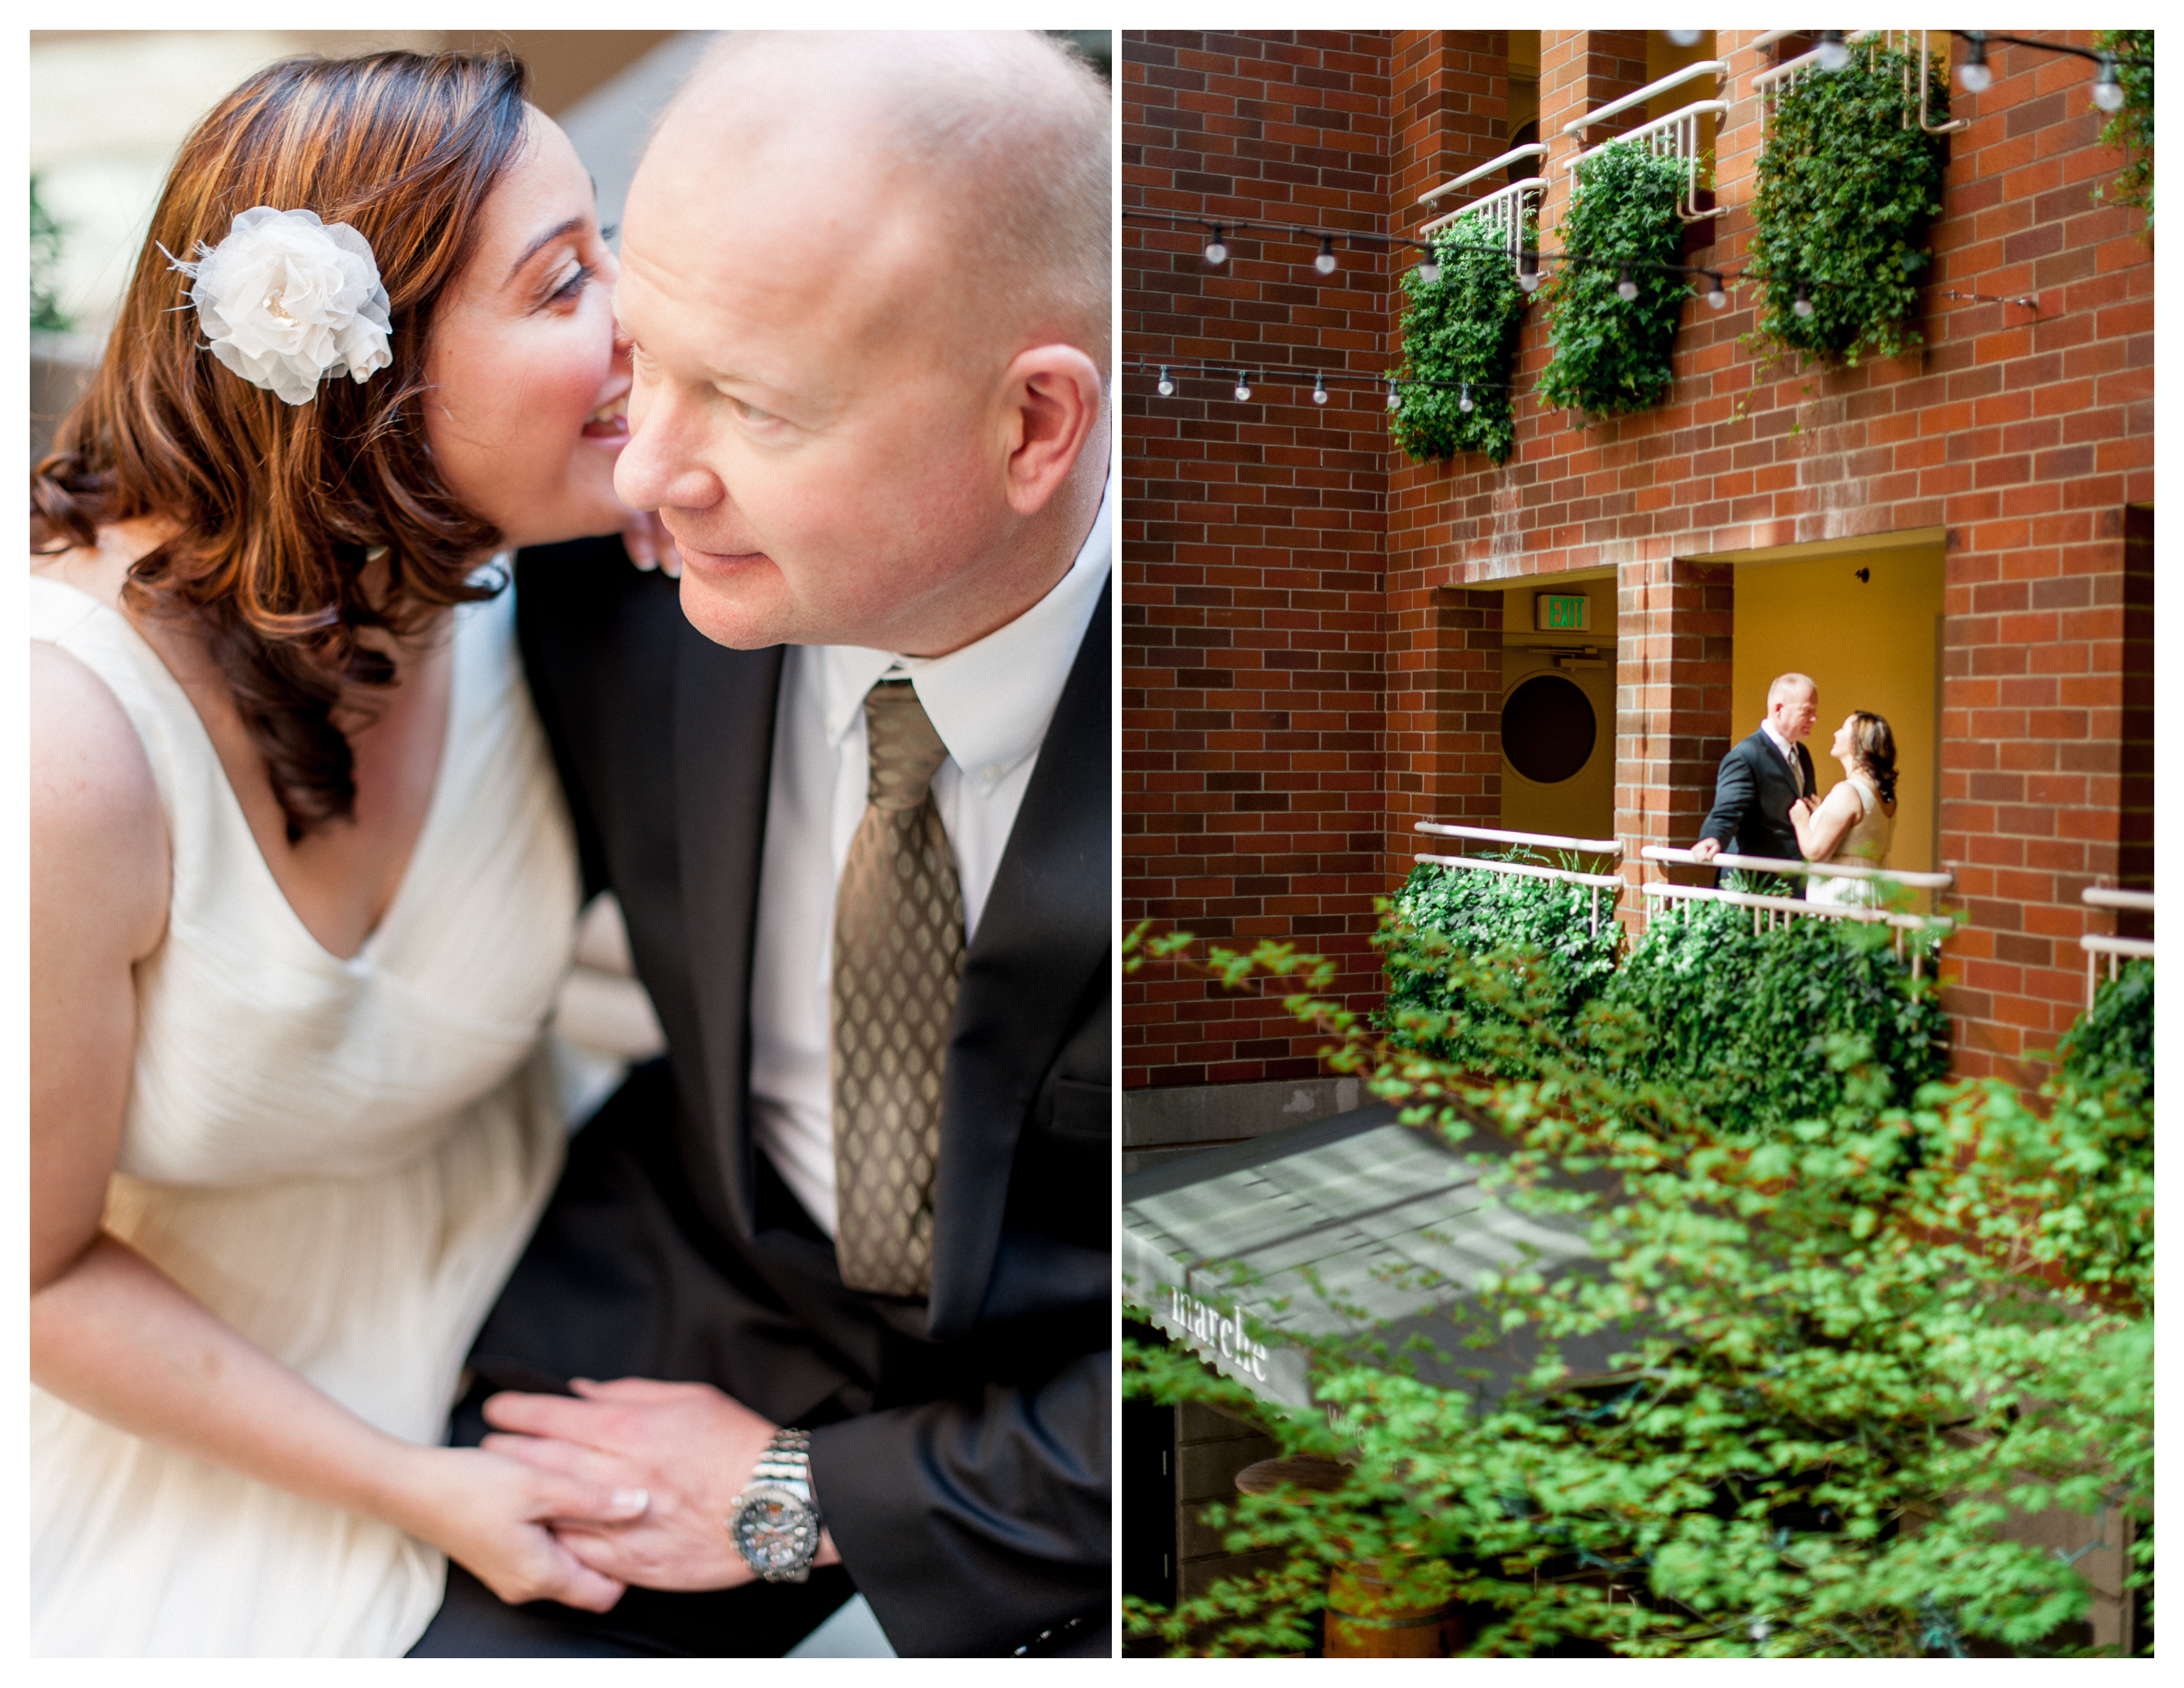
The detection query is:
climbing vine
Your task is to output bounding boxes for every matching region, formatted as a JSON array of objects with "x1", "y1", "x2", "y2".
[
  {"x1": 2093, "y1": 30, "x2": 2152, "y2": 231},
  {"x1": 1537, "y1": 142, "x2": 1688, "y2": 419},
  {"x1": 1749, "y1": 40, "x2": 1949, "y2": 365},
  {"x1": 1391, "y1": 209, "x2": 1531, "y2": 464}
]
